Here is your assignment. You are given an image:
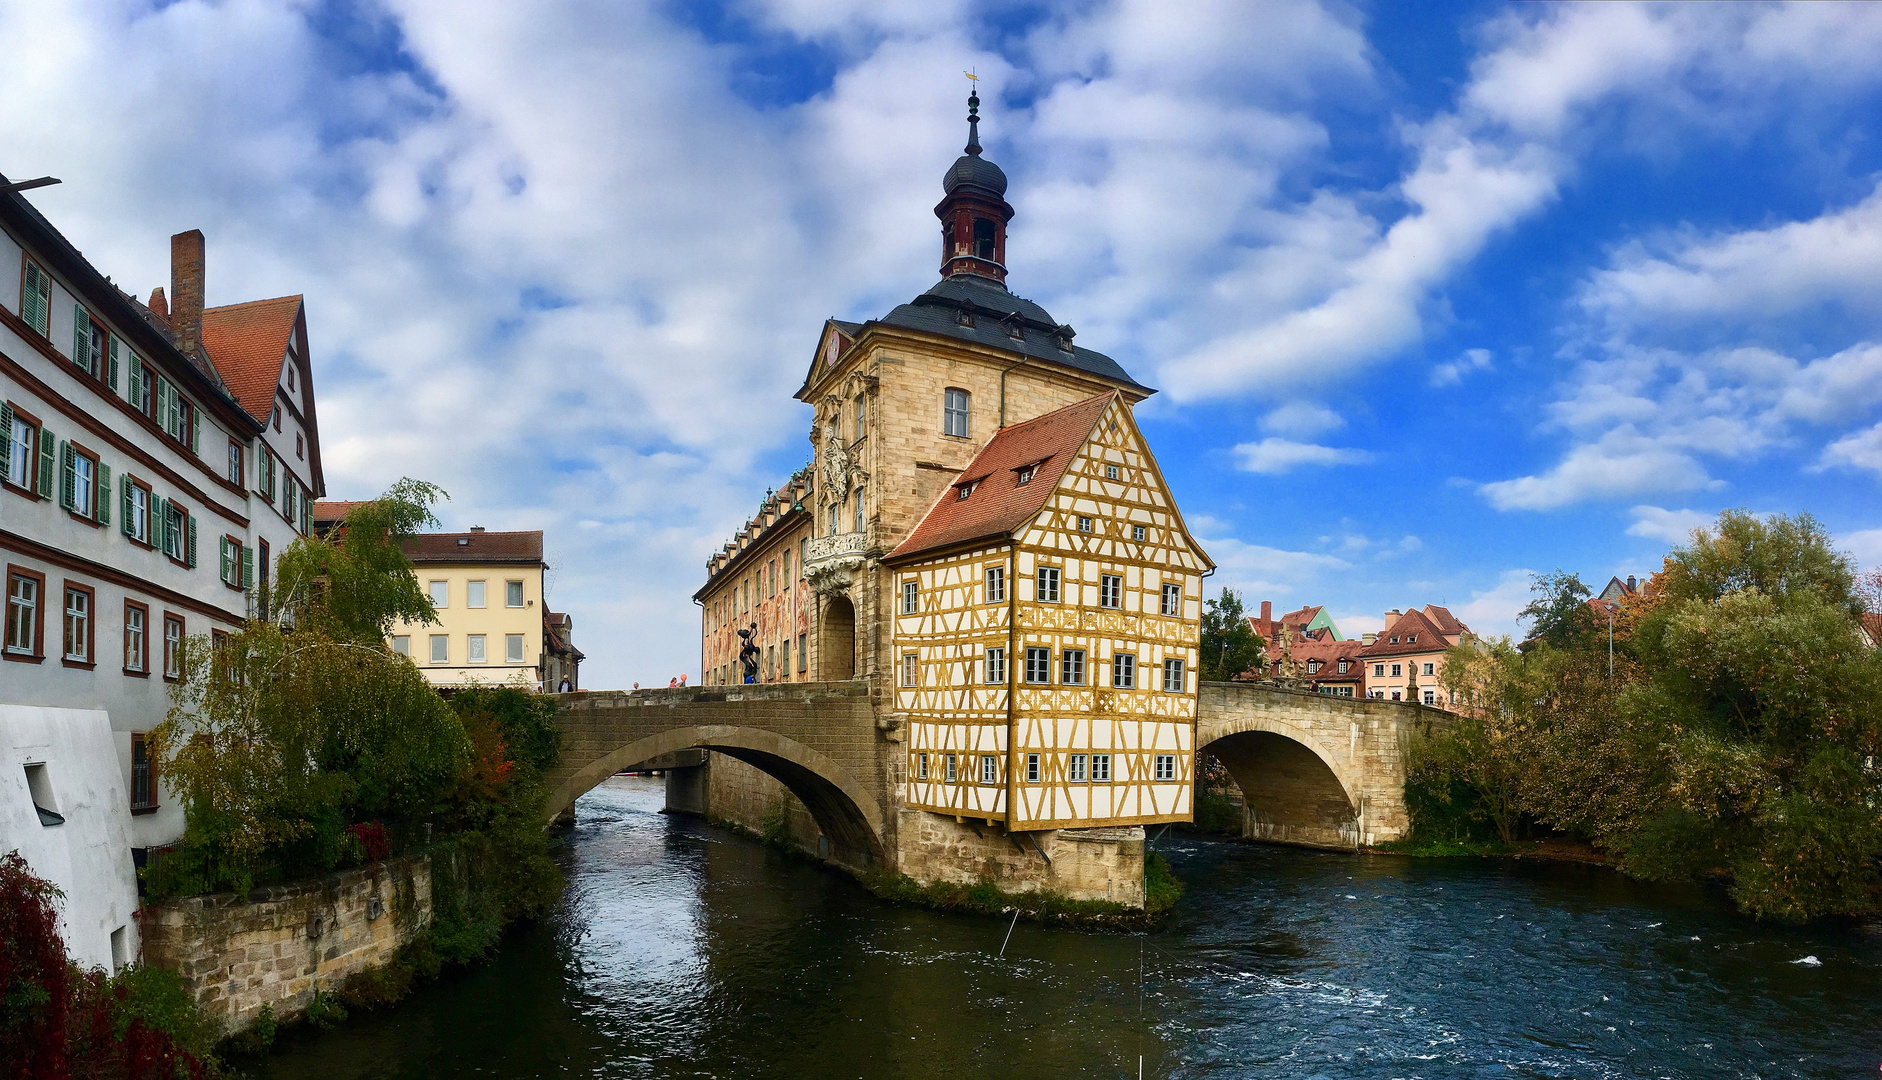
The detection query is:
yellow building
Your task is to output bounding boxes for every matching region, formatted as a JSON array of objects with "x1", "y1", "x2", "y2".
[
  {"x1": 884, "y1": 392, "x2": 1212, "y2": 830},
  {"x1": 385, "y1": 527, "x2": 555, "y2": 690}
]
